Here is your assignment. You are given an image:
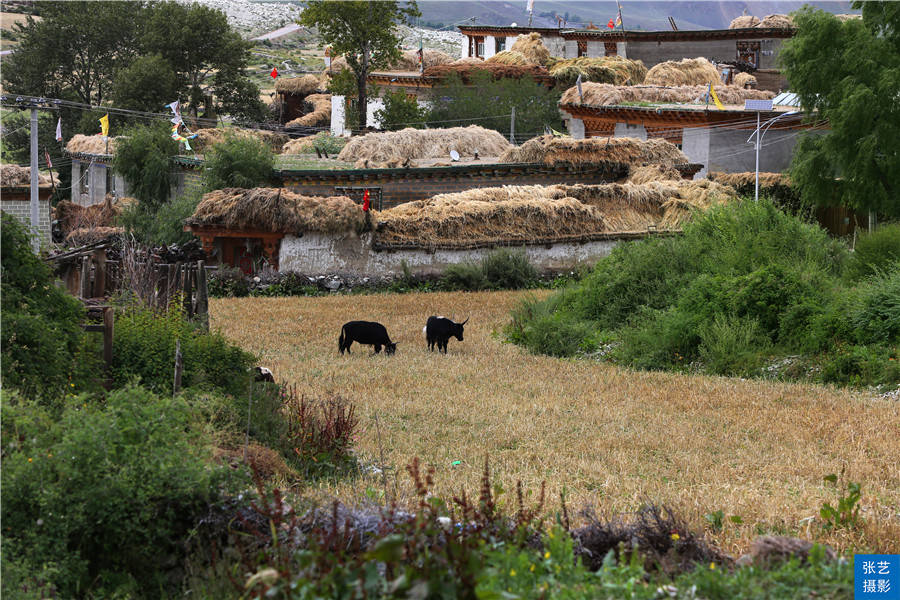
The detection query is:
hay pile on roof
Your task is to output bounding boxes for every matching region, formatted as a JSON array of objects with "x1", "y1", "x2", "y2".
[
  {"x1": 186, "y1": 187, "x2": 365, "y2": 234},
  {"x1": 65, "y1": 134, "x2": 120, "y2": 155},
  {"x1": 732, "y1": 72, "x2": 757, "y2": 88},
  {"x1": 499, "y1": 135, "x2": 689, "y2": 167},
  {"x1": 275, "y1": 74, "x2": 322, "y2": 95},
  {"x1": 509, "y1": 32, "x2": 550, "y2": 66},
  {"x1": 54, "y1": 194, "x2": 134, "y2": 236},
  {"x1": 757, "y1": 14, "x2": 793, "y2": 28},
  {"x1": 191, "y1": 128, "x2": 289, "y2": 153},
  {"x1": 281, "y1": 132, "x2": 347, "y2": 155},
  {"x1": 285, "y1": 94, "x2": 331, "y2": 127},
  {"x1": 644, "y1": 57, "x2": 720, "y2": 87},
  {"x1": 424, "y1": 63, "x2": 549, "y2": 83},
  {"x1": 729, "y1": 15, "x2": 760, "y2": 28},
  {"x1": 65, "y1": 226, "x2": 124, "y2": 246},
  {"x1": 485, "y1": 50, "x2": 529, "y2": 66},
  {"x1": 708, "y1": 171, "x2": 789, "y2": 187},
  {"x1": 451, "y1": 57, "x2": 486, "y2": 65},
  {"x1": 548, "y1": 56, "x2": 647, "y2": 87},
  {"x1": 0, "y1": 164, "x2": 51, "y2": 186},
  {"x1": 626, "y1": 164, "x2": 684, "y2": 184},
  {"x1": 336, "y1": 126, "x2": 511, "y2": 168},
  {"x1": 560, "y1": 82, "x2": 774, "y2": 105},
  {"x1": 326, "y1": 49, "x2": 454, "y2": 76},
  {"x1": 374, "y1": 180, "x2": 736, "y2": 247}
]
